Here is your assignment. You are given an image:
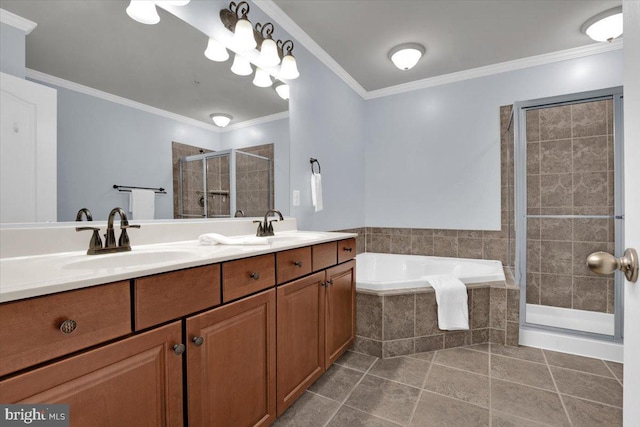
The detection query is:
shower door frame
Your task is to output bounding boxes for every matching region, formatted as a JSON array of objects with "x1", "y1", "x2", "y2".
[{"x1": 514, "y1": 86, "x2": 625, "y2": 342}]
